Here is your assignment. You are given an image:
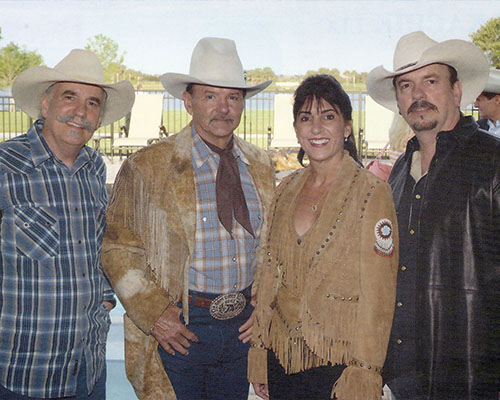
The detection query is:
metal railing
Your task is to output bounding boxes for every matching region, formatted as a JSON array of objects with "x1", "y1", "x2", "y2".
[{"x1": 0, "y1": 91, "x2": 275, "y2": 153}]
